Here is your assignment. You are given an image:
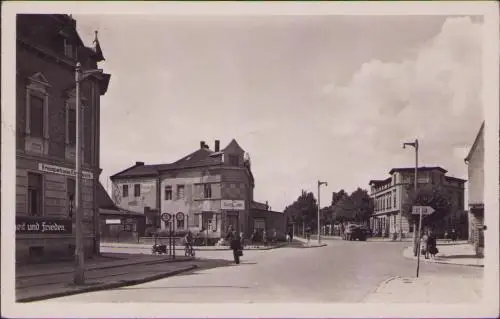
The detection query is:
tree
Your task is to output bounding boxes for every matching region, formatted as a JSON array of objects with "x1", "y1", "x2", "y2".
[
  {"x1": 402, "y1": 185, "x2": 452, "y2": 230},
  {"x1": 402, "y1": 184, "x2": 452, "y2": 256},
  {"x1": 284, "y1": 190, "x2": 318, "y2": 231},
  {"x1": 348, "y1": 188, "x2": 374, "y2": 222},
  {"x1": 331, "y1": 189, "x2": 348, "y2": 206}
]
